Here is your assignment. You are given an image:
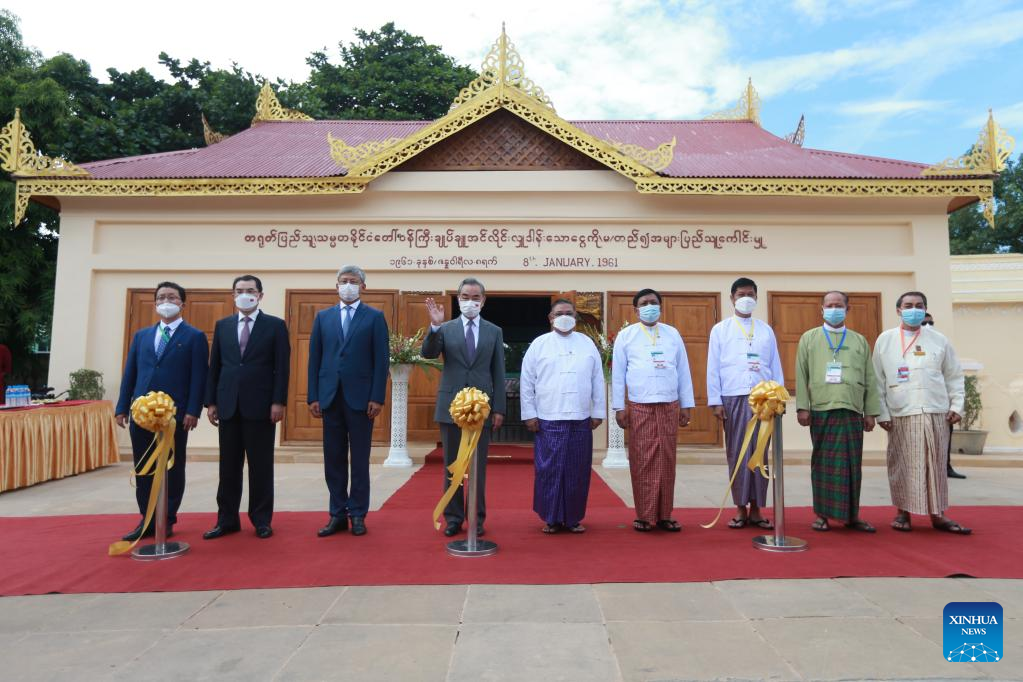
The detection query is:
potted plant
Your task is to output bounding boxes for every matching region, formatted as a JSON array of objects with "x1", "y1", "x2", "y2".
[
  {"x1": 385, "y1": 329, "x2": 442, "y2": 467},
  {"x1": 68, "y1": 368, "x2": 105, "y2": 400},
  {"x1": 951, "y1": 374, "x2": 987, "y2": 455}
]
